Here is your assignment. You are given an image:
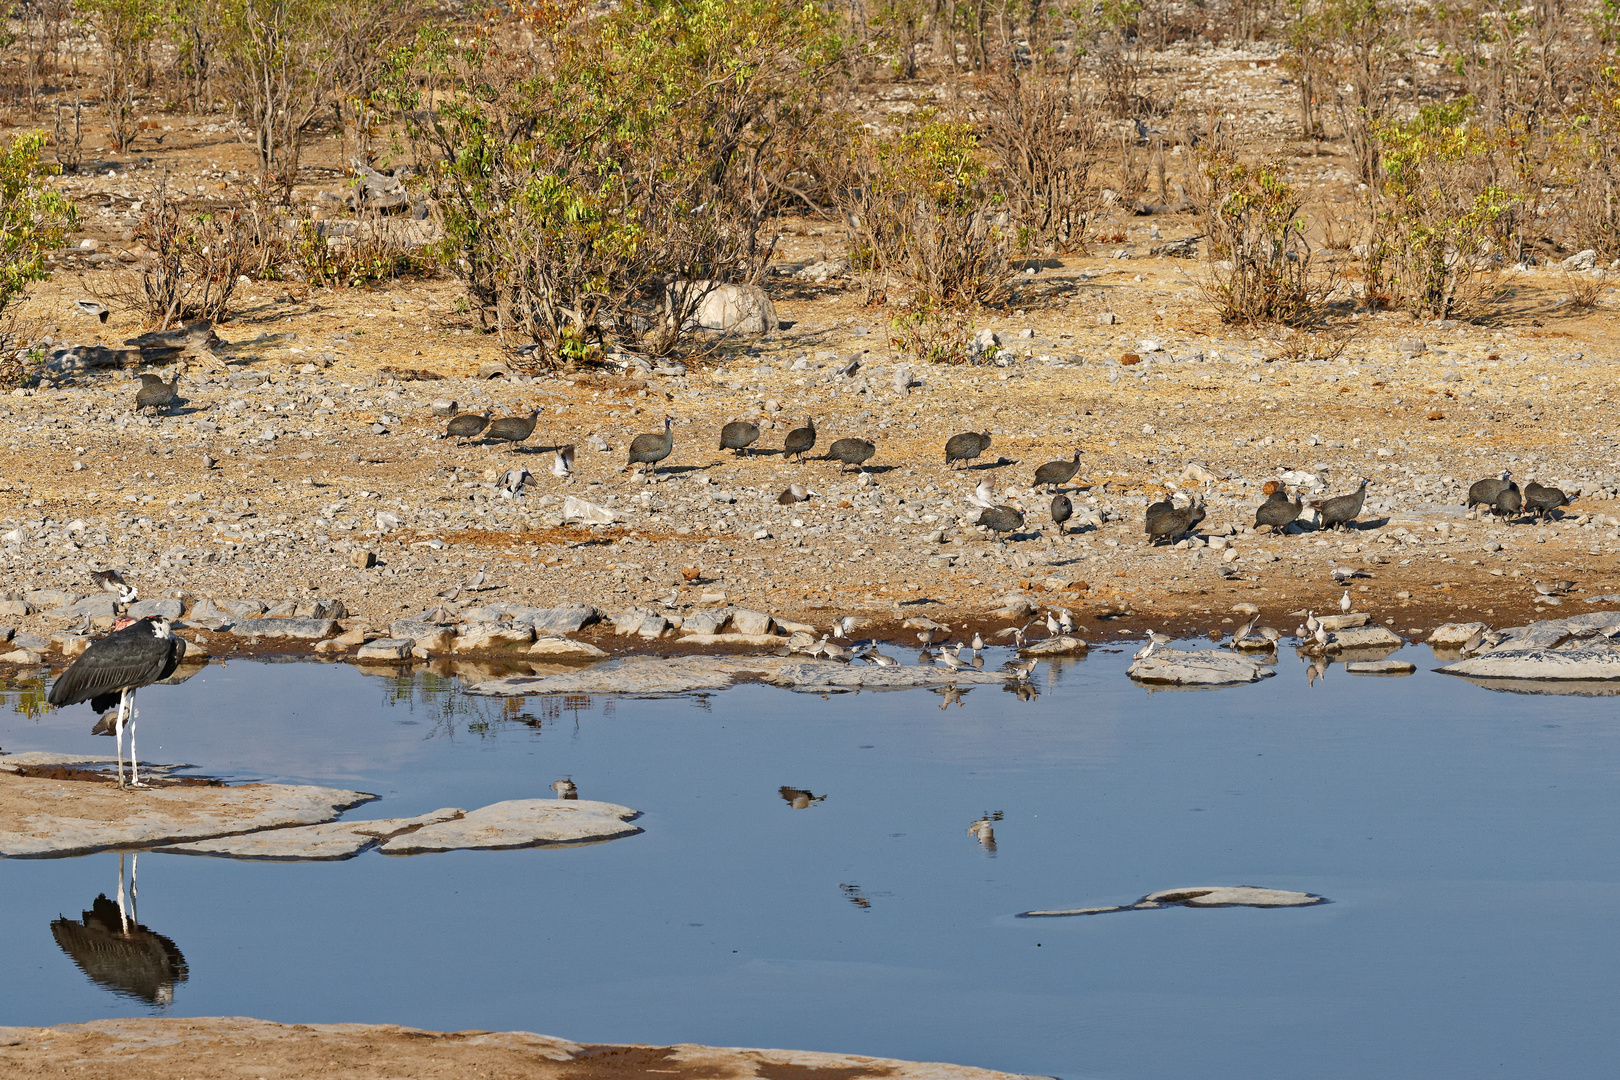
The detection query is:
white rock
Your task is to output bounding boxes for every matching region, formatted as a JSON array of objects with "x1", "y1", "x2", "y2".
[
  {"x1": 1127, "y1": 648, "x2": 1274, "y2": 685},
  {"x1": 1326, "y1": 625, "x2": 1403, "y2": 651},
  {"x1": 356, "y1": 638, "x2": 414, "y2": 661},
  {"x1": 465, "y1": 655, "x2": 1011, "y2": 697},
  {"x1": 379, "y1": 798, "x2": 642, "y2": 854},
  {"x1": 158, "y1": 809, "x2": 463, "y2": 860},
  {"x1": 528, "y1": 636, "x2": 607, "y2": 658},
  {"x1": 1441, "y1": 645, "x2": 1620, "y2": 681},
  {"x1": 729, "y1": 607, "x2": 774, "y2": 635},
  {"x1": 1344, "y1": 659, "x2": 1417, "y2": 675},
  {"x1": 563, "y1": 495, "x2": 617, "y2": 525},
  {"x1": 1022, "y1": 885, "x2": 1326, "y2": 917},
  {"x1": 0, "y1": 774, "x2": 375, "y2": 857},
  {"x1": 1021, "y1": 635, "x2": 1087, "y2": 655},
  {"x1": 671, "y1": 281, "x2": 779, "y2": 334},
  {"x1": 452, "y1": 622, "x2": 536, "y2": 651},
  {"x1": 1429, "y1": 621, "x2": 1487, "y2": 645}
]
